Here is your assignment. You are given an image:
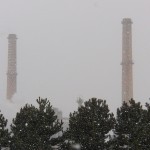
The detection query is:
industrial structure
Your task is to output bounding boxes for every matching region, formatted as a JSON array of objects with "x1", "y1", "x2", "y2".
[
  {"x1": 121, "y1": 18, "x2": 133, "y2": 104},
  {"x1": 7, "y1": 34, "x2": 17, "y2": 100}
]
